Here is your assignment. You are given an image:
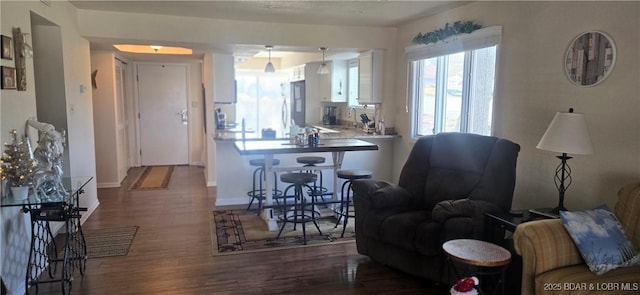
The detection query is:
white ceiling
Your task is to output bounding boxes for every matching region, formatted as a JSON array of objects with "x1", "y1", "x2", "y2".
[
  {"x1": 69, "y1": 0, "x2": 470, "y2": 60},
  {"x1": 70, "y1": 0, "x2": 468, "y2": 27}
]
